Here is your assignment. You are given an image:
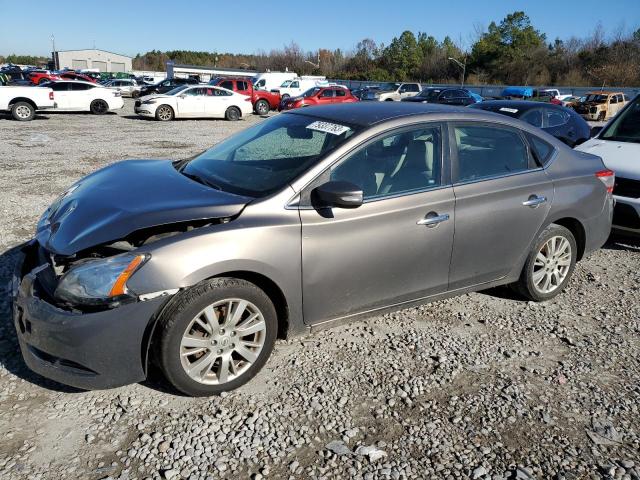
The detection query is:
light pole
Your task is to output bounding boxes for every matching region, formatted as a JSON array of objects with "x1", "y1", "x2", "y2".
[
  {"x1": 448, "y1": 56, "x2": 466, "y2": 87},
  {"x1": 51, "y1": 34, "x2": 57, "y2": 70}
]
